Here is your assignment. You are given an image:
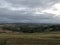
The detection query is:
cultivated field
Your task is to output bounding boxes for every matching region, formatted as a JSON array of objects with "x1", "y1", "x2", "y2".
[{"x1": 0, "y1": 32, "x2": 60, "y2": 45}]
